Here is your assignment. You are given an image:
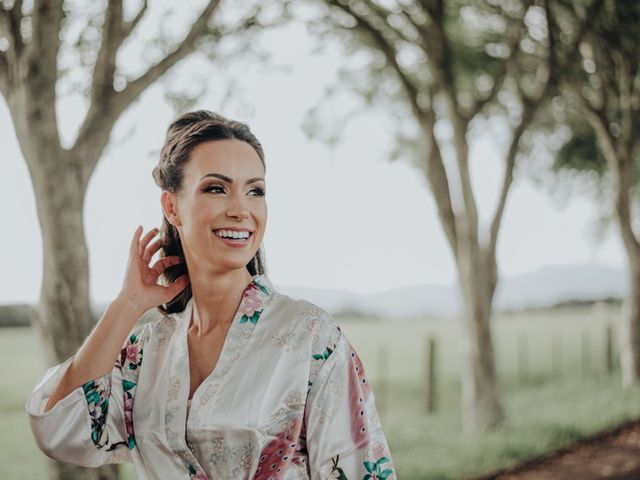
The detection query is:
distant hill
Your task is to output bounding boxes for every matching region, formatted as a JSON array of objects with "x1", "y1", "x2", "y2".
[
  {"x1": 278, "y1": 264, "x2": 627, "y2": 319},
  {"x1": 1, "y1": 264, "x2": 627, "y2": 324}
]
